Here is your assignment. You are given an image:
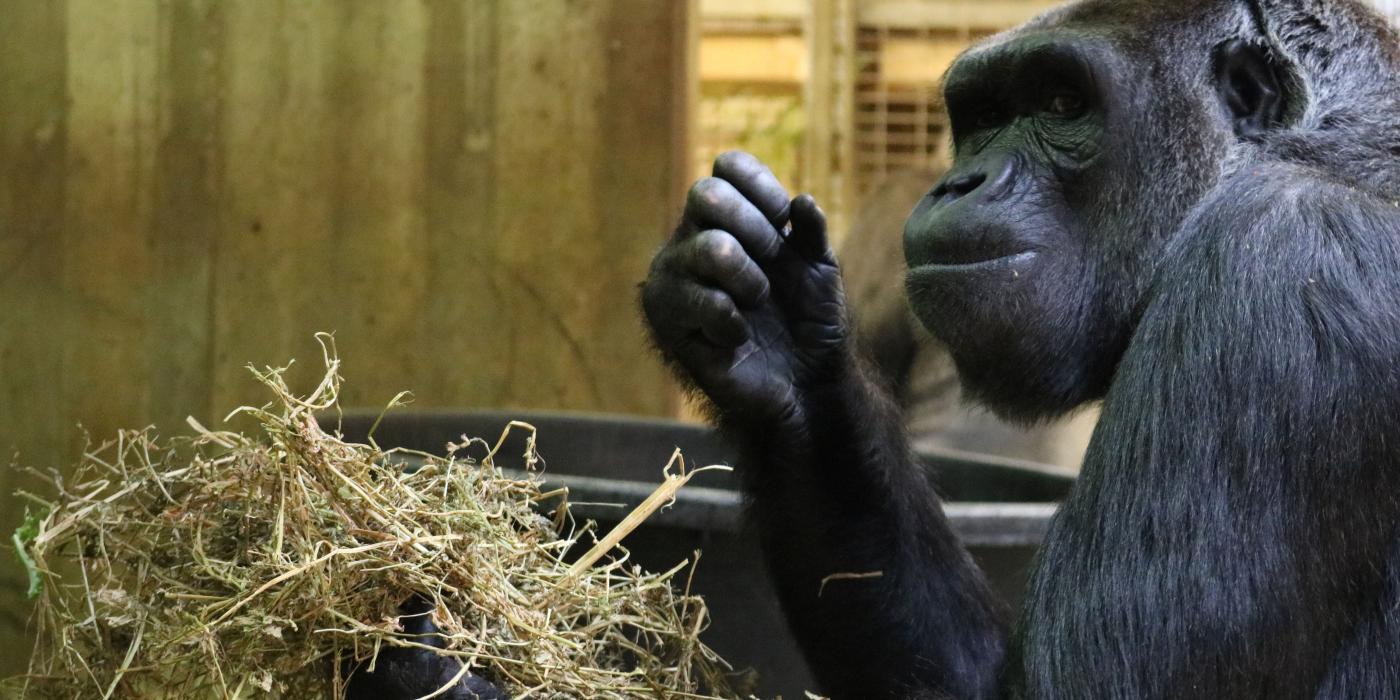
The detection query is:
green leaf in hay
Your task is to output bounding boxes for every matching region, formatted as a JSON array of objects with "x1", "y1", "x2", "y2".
[{"x1": 12, "y1": 506, "x2": 47, "y2": 599}]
